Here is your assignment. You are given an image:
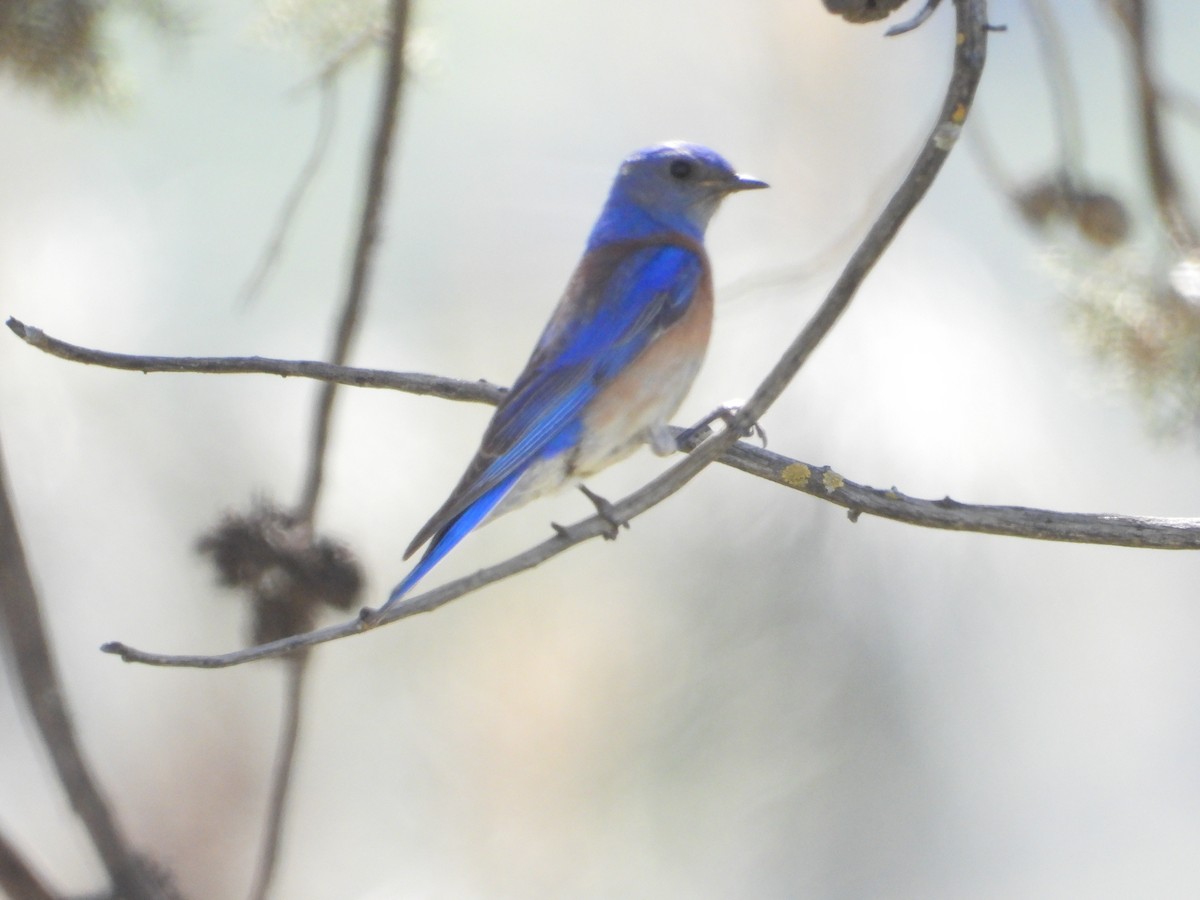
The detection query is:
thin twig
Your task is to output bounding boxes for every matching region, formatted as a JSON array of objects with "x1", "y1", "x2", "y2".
[
  {"x1": 6, "y1": 317, "x2": 503, "y2": 406},
  {"x1": 707, "y1": 439, "x2": 1200, "y2": 548},
  {"x1": 1023, "y1": 0, "x2": 1083, "y2": 185},
  {"x1": 95, "y1": 0, "x2": 994, "y2": 668},
  {"x1": 246, "y1": 653, "x2": 310, "y2": 900},
  {"x1": 297, "y1": 0, "x2": 412, "y2": 523},
  {"x1": 720, "y1": 207, "x2": 870, "y2": 304},
  {"x1": 101, "y1": 511, "x2": 643, "y2": 668},
  {"x1": 727, "y1": 0, "x2": 988, "y2": 435},
  {"x1": 0, "y1": 439, "x2": 172, "y2": 897},
  {"x1": 239, "y1": 75, "x2": 339, "y2": 307},
  {"x1": 1108, "y1": 0, "x2": 1199, "y2": 249}
]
